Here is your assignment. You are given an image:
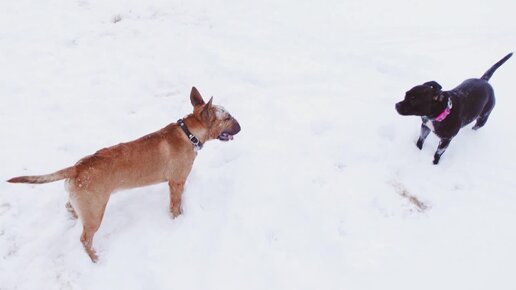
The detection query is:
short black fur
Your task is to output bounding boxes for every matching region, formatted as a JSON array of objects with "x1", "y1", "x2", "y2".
[{"x1": 395, "y1": 53, "x2": 512, "y2": 164}]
